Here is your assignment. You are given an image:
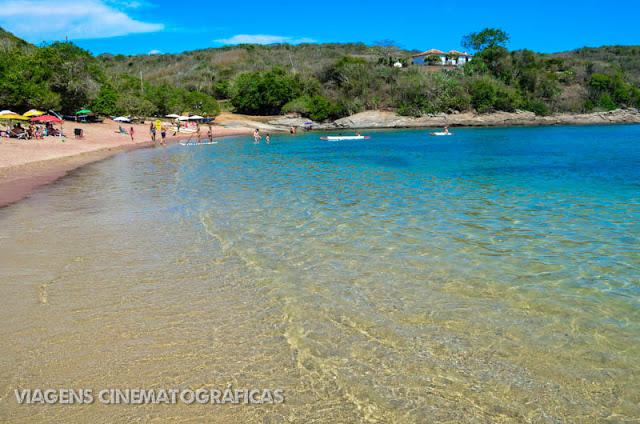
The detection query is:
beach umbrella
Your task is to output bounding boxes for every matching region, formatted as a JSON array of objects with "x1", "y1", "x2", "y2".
[
  {"x1": 113, "y1": 116, "x2": 132, "y2": 122},
  {"x1": 177, "y1": 116, "x2": 190, "y2": 121},
  {"x1": 0, "y1": 110, "x2": 18, "y2": 115},
  {"x1": 76, "y1": 109, "x2": 92, "y2": 114},
  {"x1": 24, "y1": 109, "x2": 45, "y2": 117},
  {"x1": 30, "y1": 115, "x2": 64, "y2": 123},
  {"x1": 304, "y1": 121, "x2": 313, "y2": 124},
  {"x1": 0, "y1": 113, "x2": 29, "y2": 120},
  {"x1": 165, "y1": 114, "x2": 180, "y2": 118},
  {"x1": 188, "y1": 115, "x2": 204, "y2": 120}
]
